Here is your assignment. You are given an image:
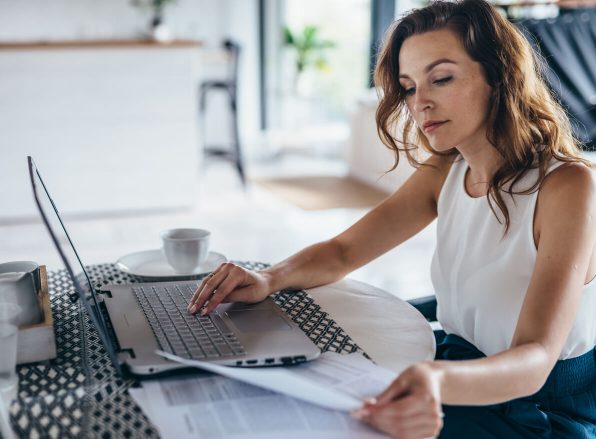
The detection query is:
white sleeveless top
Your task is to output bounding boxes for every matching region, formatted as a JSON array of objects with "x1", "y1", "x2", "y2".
[{"x1": 430, "y1": 156, "x2": 596, "y2": 359}]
